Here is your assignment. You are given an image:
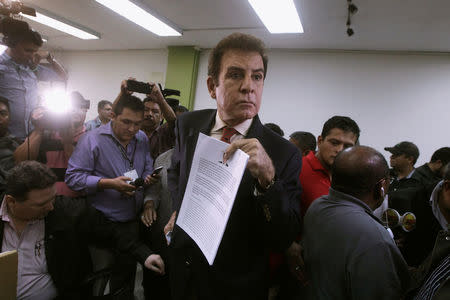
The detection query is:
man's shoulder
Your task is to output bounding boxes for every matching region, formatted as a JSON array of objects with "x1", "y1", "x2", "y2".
[
  {"x1": 47, "y1": 196, "x2": 88, "y2": 226},
  {"x1": 84, "y1": 118, "x2": 97, "y2": 128},
  {"x1": 301, "y1": 152, "x2": 317, "y2": 172},
  {"x1": 135, "y1": 130, "x2": 149, "y2": 143},
  {"x1": 306, "y1": 196, "x2": 384, "y2": 233},
  {"x1": 177, "y1": 109, "x2": 215, "y2": 125}
]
